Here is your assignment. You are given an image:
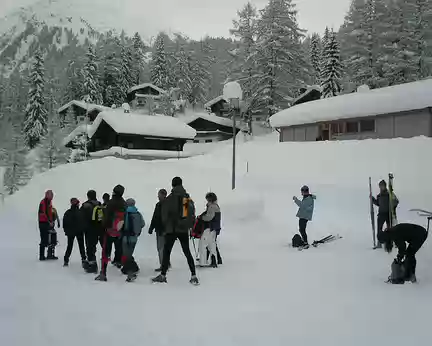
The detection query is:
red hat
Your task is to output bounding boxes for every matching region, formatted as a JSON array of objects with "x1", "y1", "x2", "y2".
[{"x1": 70, "y1": 198, "x2": 80, "y2": 206}]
